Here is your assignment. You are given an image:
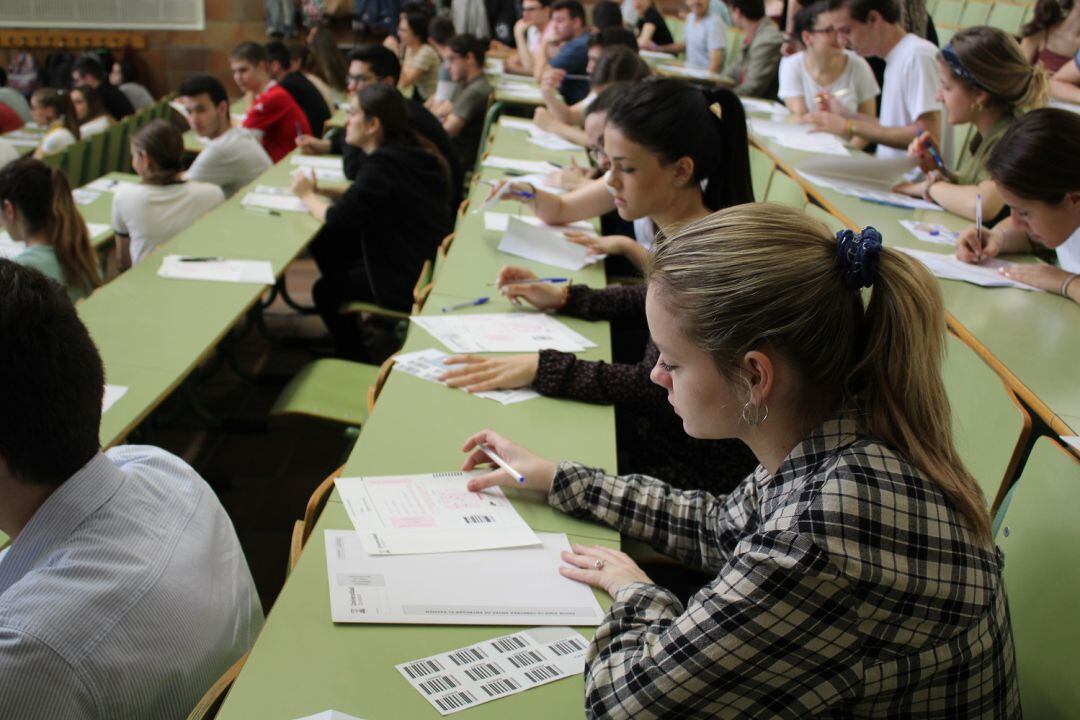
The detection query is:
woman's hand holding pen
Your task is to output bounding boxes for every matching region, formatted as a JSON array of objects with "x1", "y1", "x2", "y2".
[
  {"x1": 461, "y1": 430, "x2": 557, "y2": 493},
  {"x1": 956, "y1": 224, "x2": 1004, "y2": 264},
  {"x1": 290, "y1": 169, "x2": 318, "y2": 198},
  {"x1": 495, "y1": 266, "x2": 569, "y2": 309},
  {"x1": 484, "y1": 180, "x2": 537, "y2": 205}
]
